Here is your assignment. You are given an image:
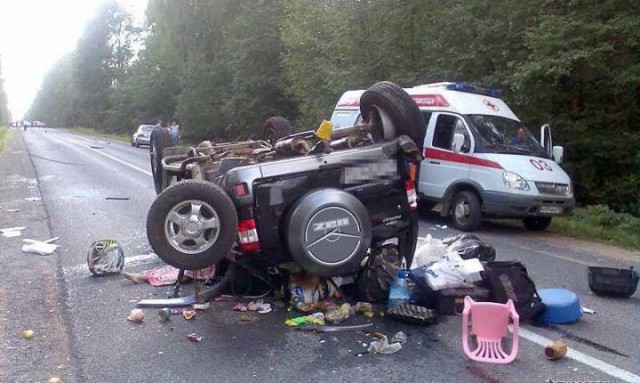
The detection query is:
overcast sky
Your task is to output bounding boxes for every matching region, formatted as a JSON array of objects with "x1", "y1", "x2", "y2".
[{"x1": 0, "y1": 0, "x2": 147, "y2": 120}]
